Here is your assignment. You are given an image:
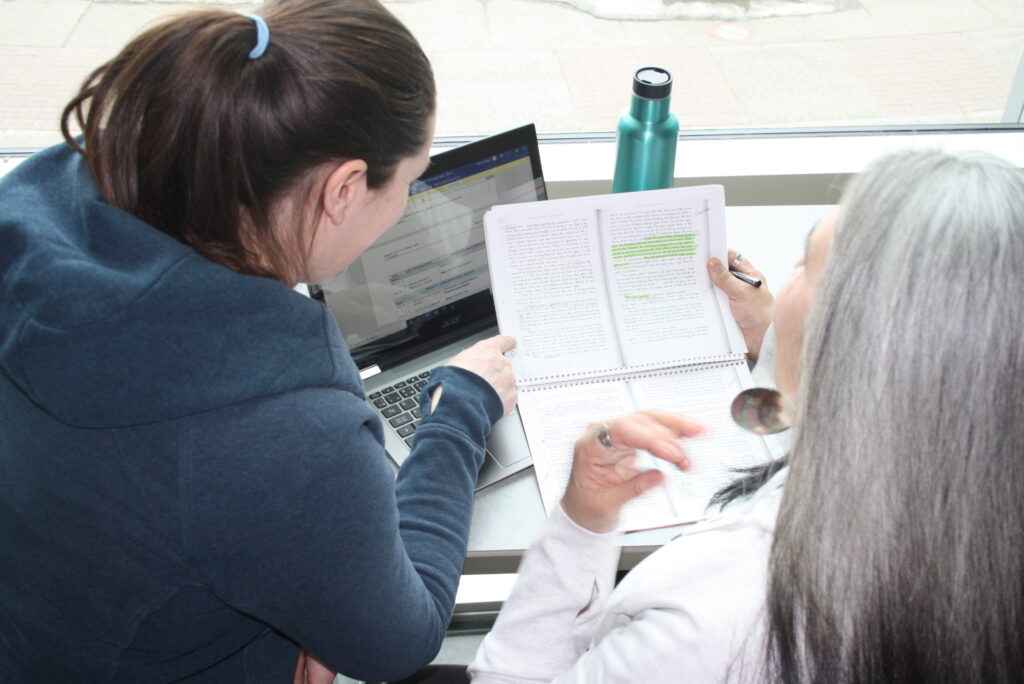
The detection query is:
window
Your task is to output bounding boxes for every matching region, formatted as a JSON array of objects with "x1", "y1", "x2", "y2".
[
  {"x1": 392, "y1": 0, "x2": 1023, "y2": 137},
  {"x1": 1, "y1": 0, "x2": 1022, "y2": 150}
]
